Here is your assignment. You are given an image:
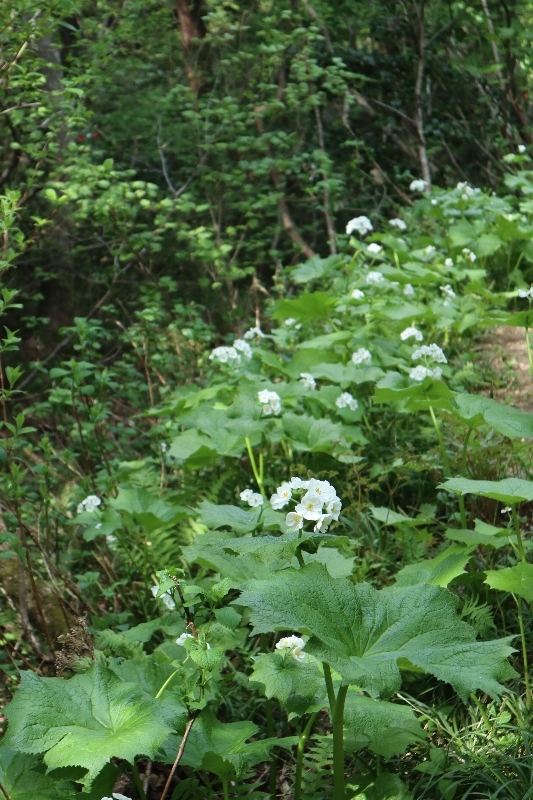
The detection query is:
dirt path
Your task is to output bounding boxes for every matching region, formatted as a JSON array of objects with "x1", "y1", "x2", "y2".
[{"x1": 482, "y1": 326, "x2": 533, "y2": 412}]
